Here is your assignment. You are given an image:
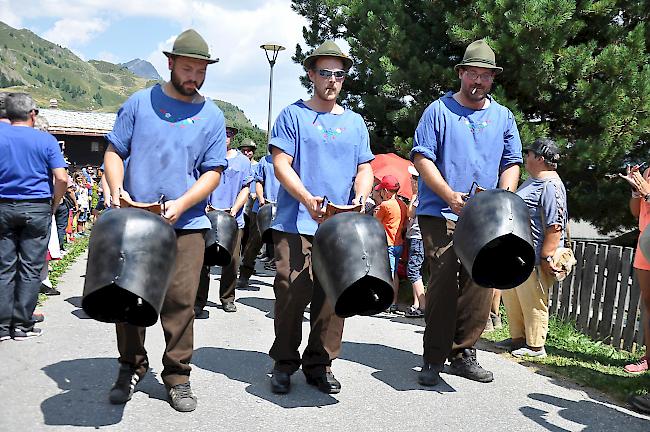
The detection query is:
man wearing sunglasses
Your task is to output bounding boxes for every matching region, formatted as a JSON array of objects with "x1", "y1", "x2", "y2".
[
  {"x1": 267, "y1": 40, "x2": 374, "y2": 395},
  {"x1": 411, "y1": 39, "x2": 523, "y2": 387}
]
